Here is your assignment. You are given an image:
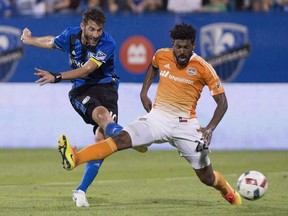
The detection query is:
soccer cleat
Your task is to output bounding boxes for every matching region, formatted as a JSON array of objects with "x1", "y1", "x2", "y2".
[
  {"x1": 221, "y1": 181, "x2": 242, "y2": 205},
  {"x1": 72, "y1": 190, "x2": 89, "y2": 207},
  {"x1": 58, "y1": 134, "x2": 76, "y2": 171},
  {"x1": 133, "y1": 145, "x2": 148, "y2": 153}
]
